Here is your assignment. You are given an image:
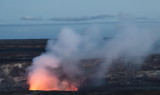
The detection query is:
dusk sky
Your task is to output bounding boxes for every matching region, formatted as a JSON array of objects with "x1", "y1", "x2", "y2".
[{"x1": 0, "y1": 0, "x2": 160, "y2": 24}]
